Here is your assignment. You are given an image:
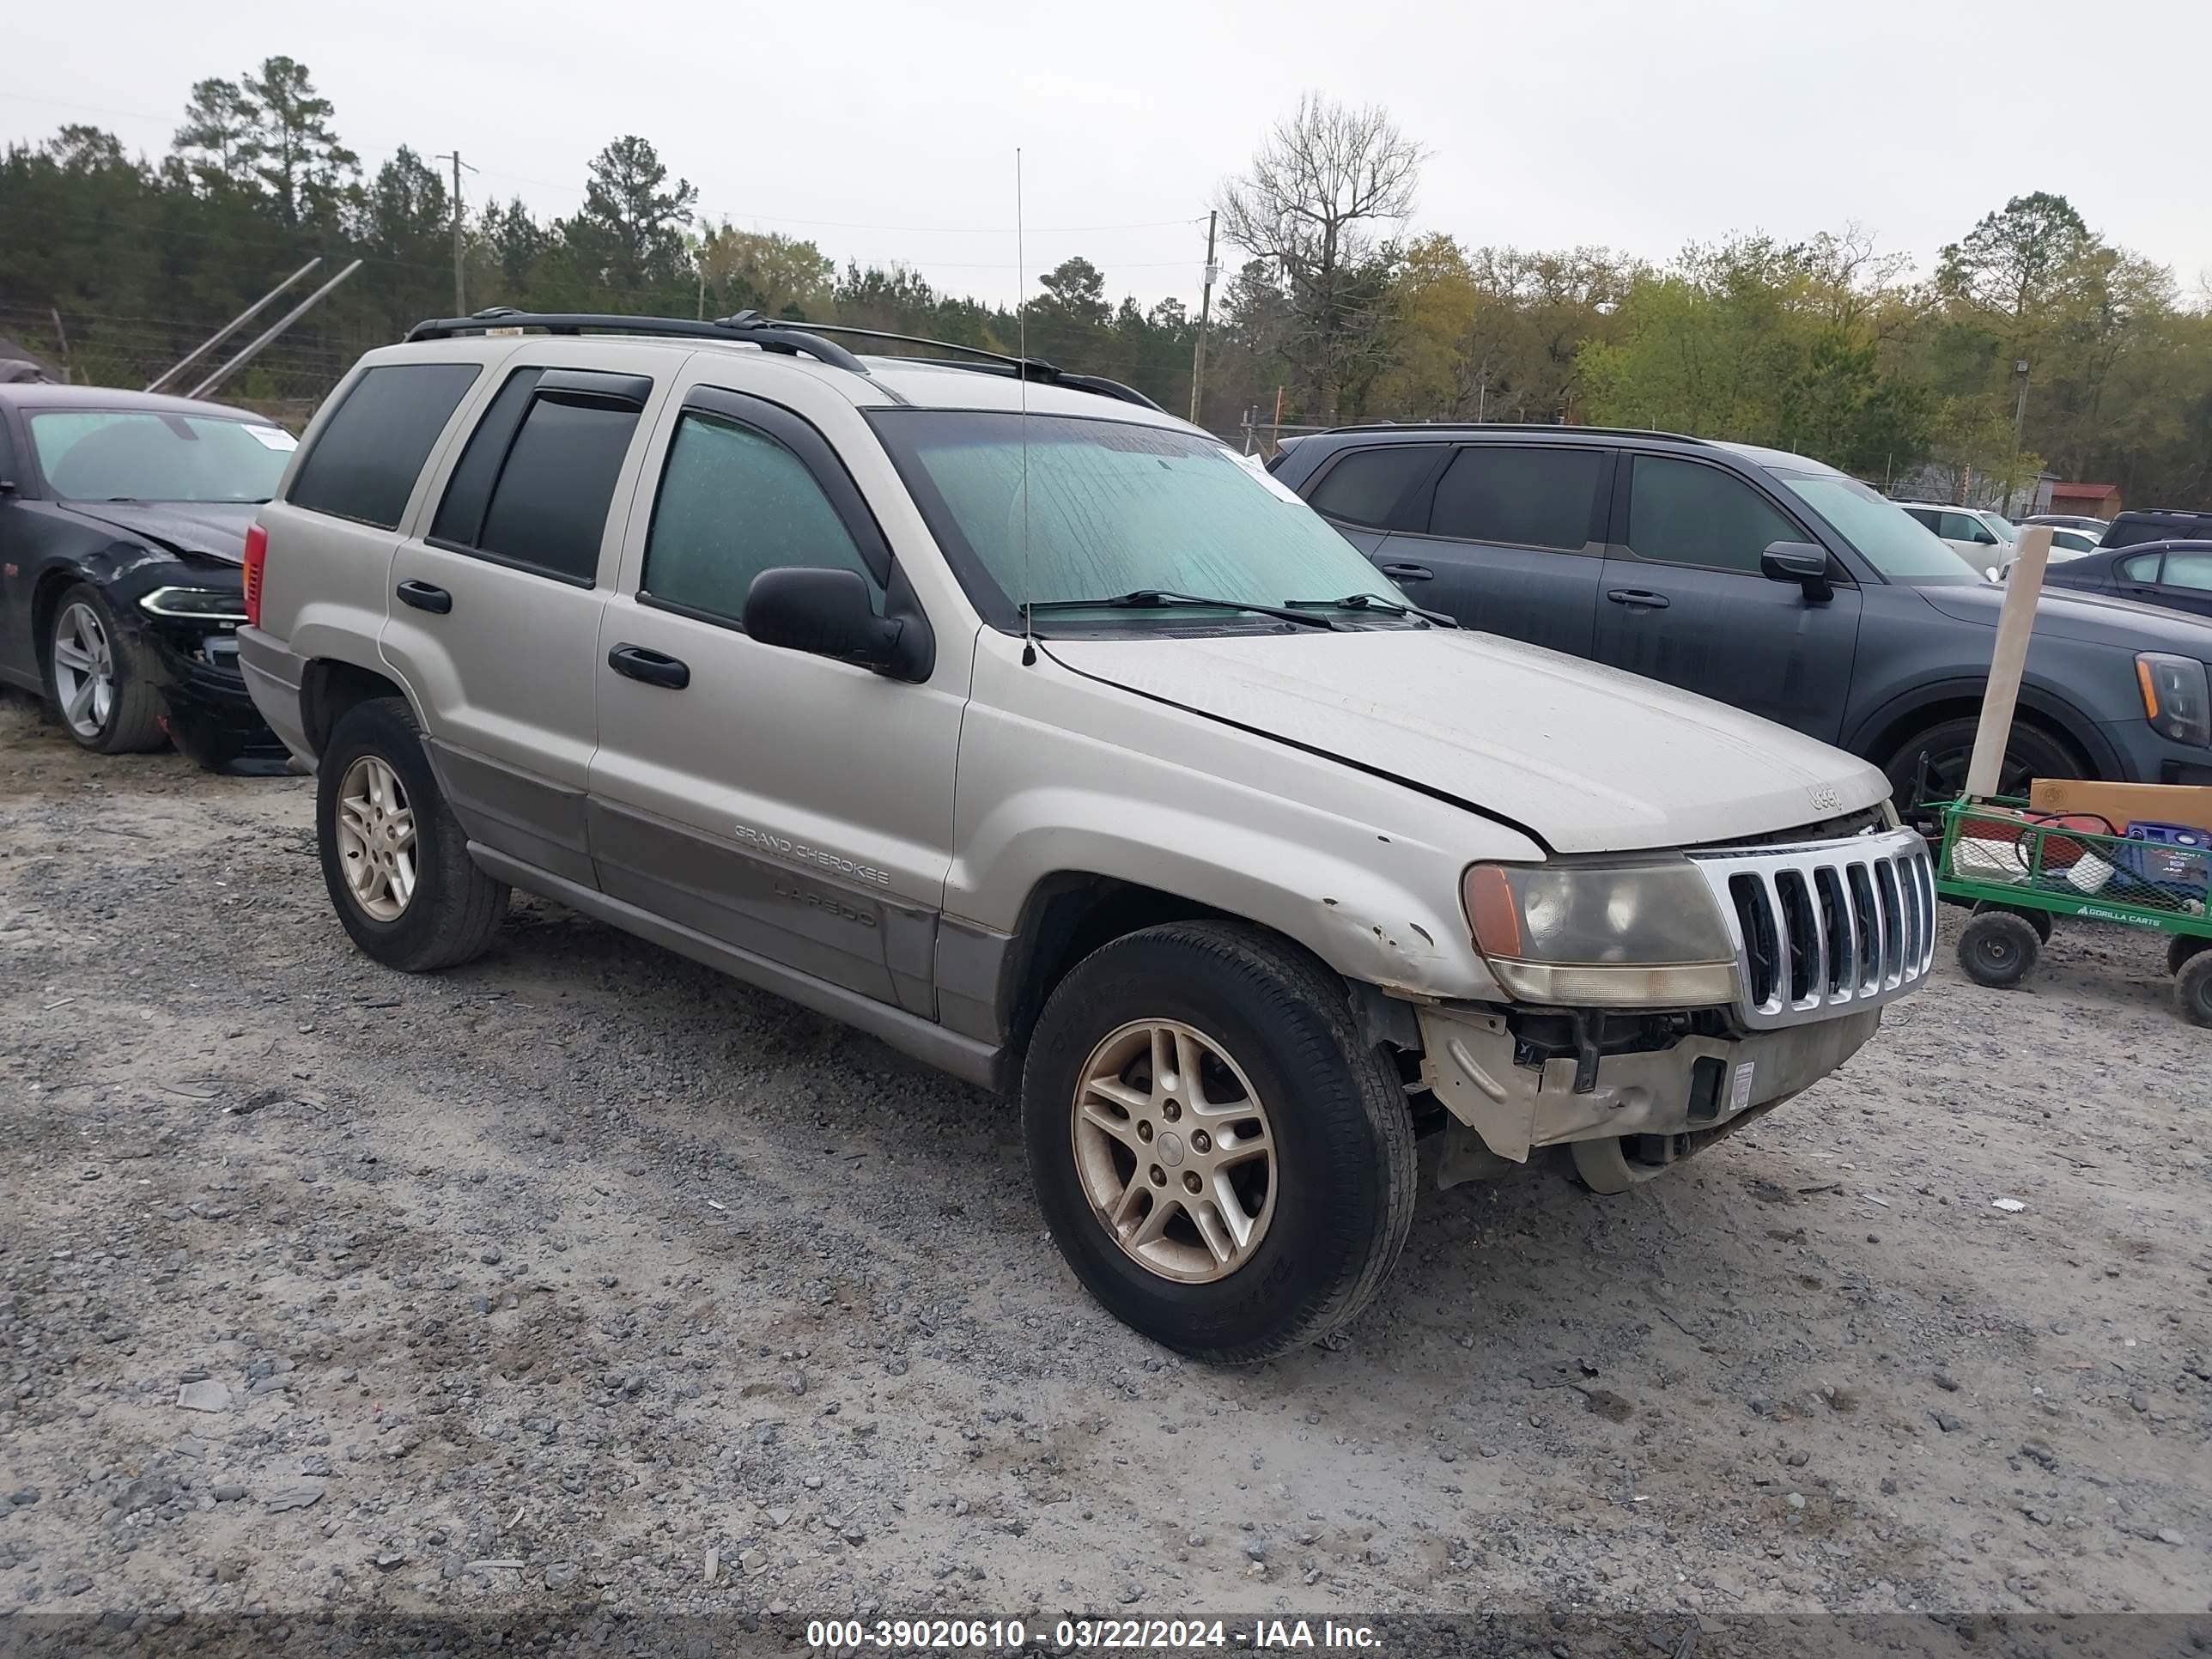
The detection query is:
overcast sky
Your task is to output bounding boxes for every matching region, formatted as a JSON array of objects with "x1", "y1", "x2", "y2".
[{"x1": 10, "y1": 0, "x2": 2209, "y2": 313}]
